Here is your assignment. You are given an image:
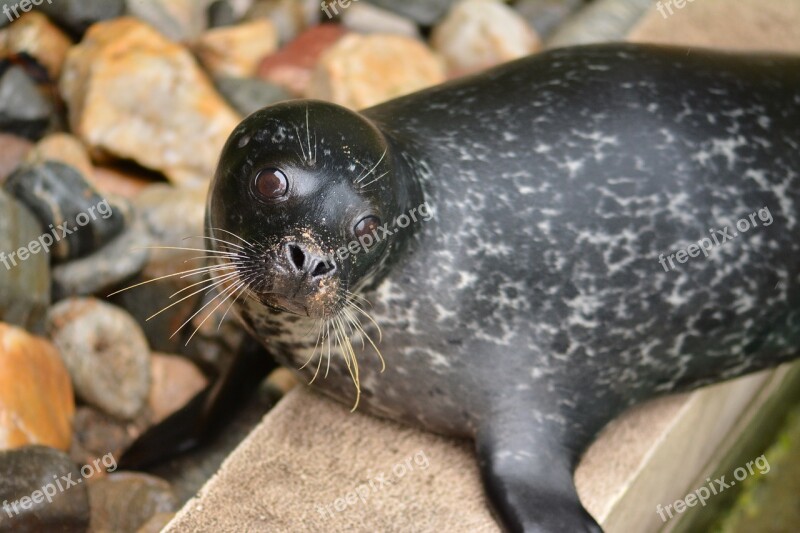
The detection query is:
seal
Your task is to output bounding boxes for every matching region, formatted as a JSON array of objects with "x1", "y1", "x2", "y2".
[{"x1": 125, "y1": 43, "x2": 800, "y2": 532}]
